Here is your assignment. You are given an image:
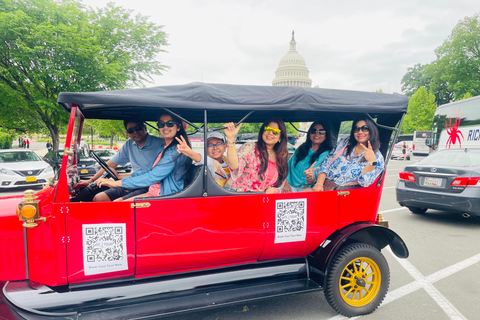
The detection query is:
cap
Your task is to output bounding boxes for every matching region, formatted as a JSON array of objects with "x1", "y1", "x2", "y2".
[{"x1": 207, "y1": 131, "x2": 225, "y2": 142}]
